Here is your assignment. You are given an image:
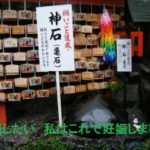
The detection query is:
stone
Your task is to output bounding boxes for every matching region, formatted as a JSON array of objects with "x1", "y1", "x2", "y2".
[{"x1": 65, "y1": 93, "x2": 128, "y2": 137}]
